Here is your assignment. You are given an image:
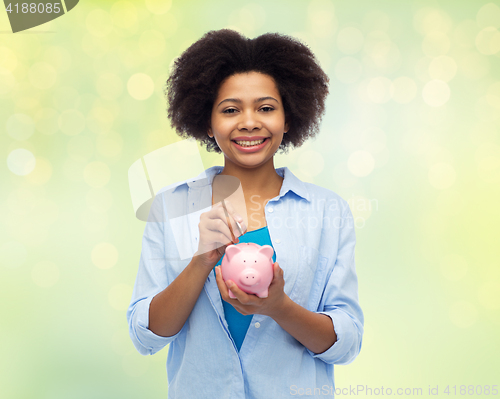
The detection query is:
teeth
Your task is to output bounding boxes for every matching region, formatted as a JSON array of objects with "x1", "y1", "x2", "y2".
[{"x1": 235, "y1": 139, "x2": 265, "y2": 147}]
